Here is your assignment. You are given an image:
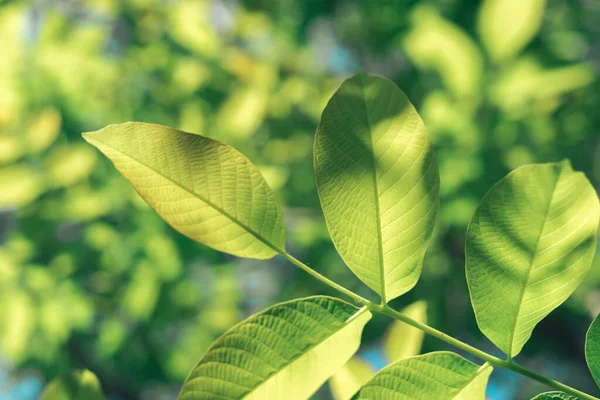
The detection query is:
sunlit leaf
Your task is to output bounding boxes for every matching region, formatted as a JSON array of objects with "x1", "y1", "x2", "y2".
[
  {"x1": 353, "y1": 352, "x2": 492, "y2": 399},
  {"x1": 530, "y1": 392, "x2": 578, "y2": 400},
  {"x1": 315, "y1": 72, "x2": 439, "y2": 302},
  {"x1": 178, "y1": 296, "x2": 371, "y2": 400},
  {"x1": 384, "y1": 300, "x2": 427, "y2": 362},
  {"x1": 329, "y1": 357, "x2": 373, "y2": 400},
  {"x1": 83, "y1": 122, "x2": 286, "y2": 259},
  {"x1": 466, "y1": 161, "x2": 600, "y2": 357},
  {"x1": 41, "y1": 369, "x2": 104, "y2": 400},
  {"x1": 585, "y1": 313, "x2": 600, "y2": 389},
  {"x1": 0, "y1": 164, "x2": 44, "y2": 208},
  {"x1": 478, "y1": 0, "x2": 547, "y2": 62}
]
